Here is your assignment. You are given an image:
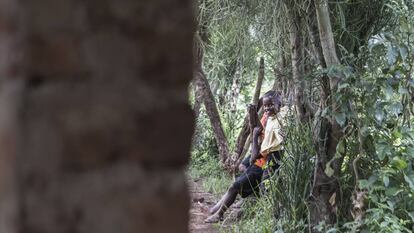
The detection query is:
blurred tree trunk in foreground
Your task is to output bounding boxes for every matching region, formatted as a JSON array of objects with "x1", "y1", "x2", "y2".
[{"x1": 0, "y1": 0, "x2": 194, "y2": 232}]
